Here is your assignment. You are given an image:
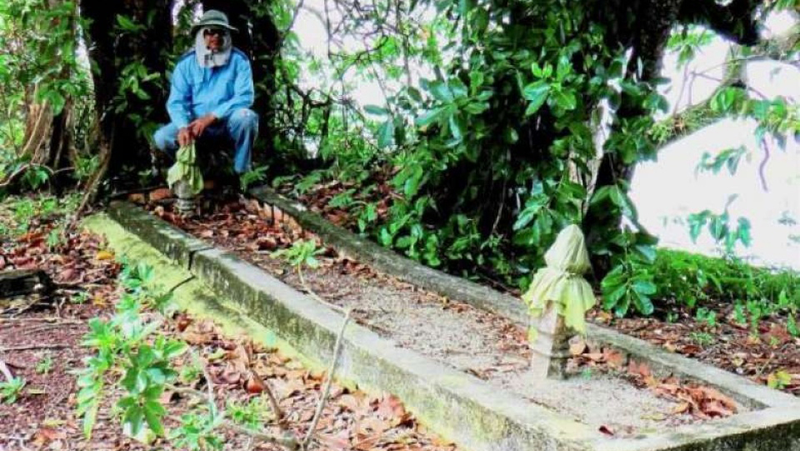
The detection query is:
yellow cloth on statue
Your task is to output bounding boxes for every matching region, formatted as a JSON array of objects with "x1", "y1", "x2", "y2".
[
  {"x1": 166, "y1": 143, "x2": 204, "y2": 195},
  {"x1": 521, "y1": 224, "x2": 595, "y2": 334}
]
